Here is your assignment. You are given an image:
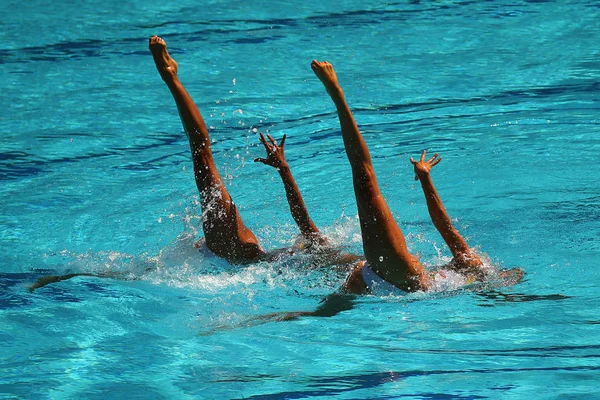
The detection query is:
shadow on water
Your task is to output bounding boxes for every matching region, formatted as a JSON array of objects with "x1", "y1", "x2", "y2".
[
  {"x1": 227, "y1": 363, "x2": 600, "y2": 400},
  {"x1": 0, "y1": 271, "x2": 86, "y2": 307},
  {"x1": 0, "y1": 269, "x2": 146, "y2": 308},
  {"x1": 473, "y1": 289, "x2": 571, "y2": 306}
]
